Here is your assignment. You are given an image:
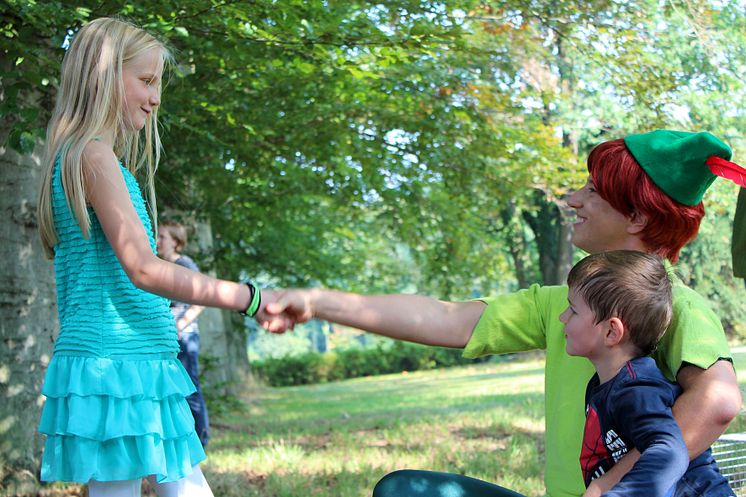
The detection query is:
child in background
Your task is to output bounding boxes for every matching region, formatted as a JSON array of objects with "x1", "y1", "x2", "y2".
[
  {"x1": 157, "y1": 221, "x2": 210, "y2": 448},
  {"x1": 36, "y1": 17, "x2": 272, "y2": 496},
  {"x1": 561, "y1": 250, "x2": 733, "y2": 497}
]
